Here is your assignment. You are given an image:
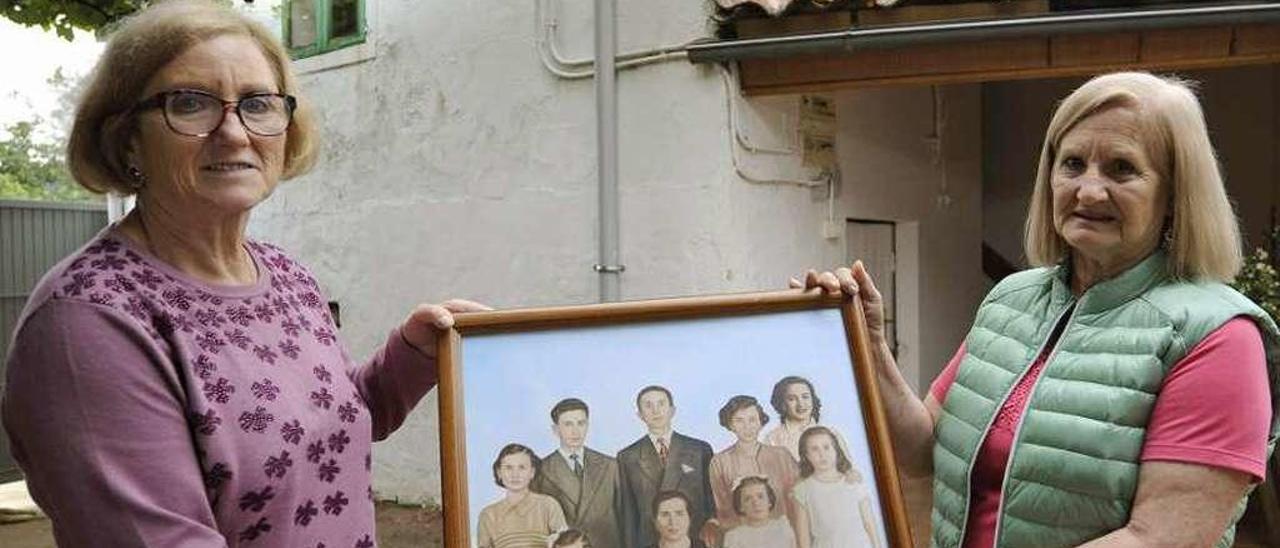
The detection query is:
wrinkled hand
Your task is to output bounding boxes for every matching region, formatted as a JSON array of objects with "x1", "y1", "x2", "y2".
[
  {"x1": 789, "y1": 260, "x2": 888, "y2": 346},
  {"x1": 400, "y1": 299, "x2": 492, "y2": 358}
]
